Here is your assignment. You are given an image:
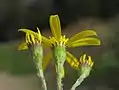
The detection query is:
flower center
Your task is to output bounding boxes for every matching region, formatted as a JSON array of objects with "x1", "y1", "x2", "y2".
[
  {"x1": 49, "y1": 35, "x2": 69, "y2": 47},
  {"x1": 26, "y1": 33, "x2": 42, "y2": 47},
  {"x1": 79, "y1": 56, "x2": 94, "y2": 67}
]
